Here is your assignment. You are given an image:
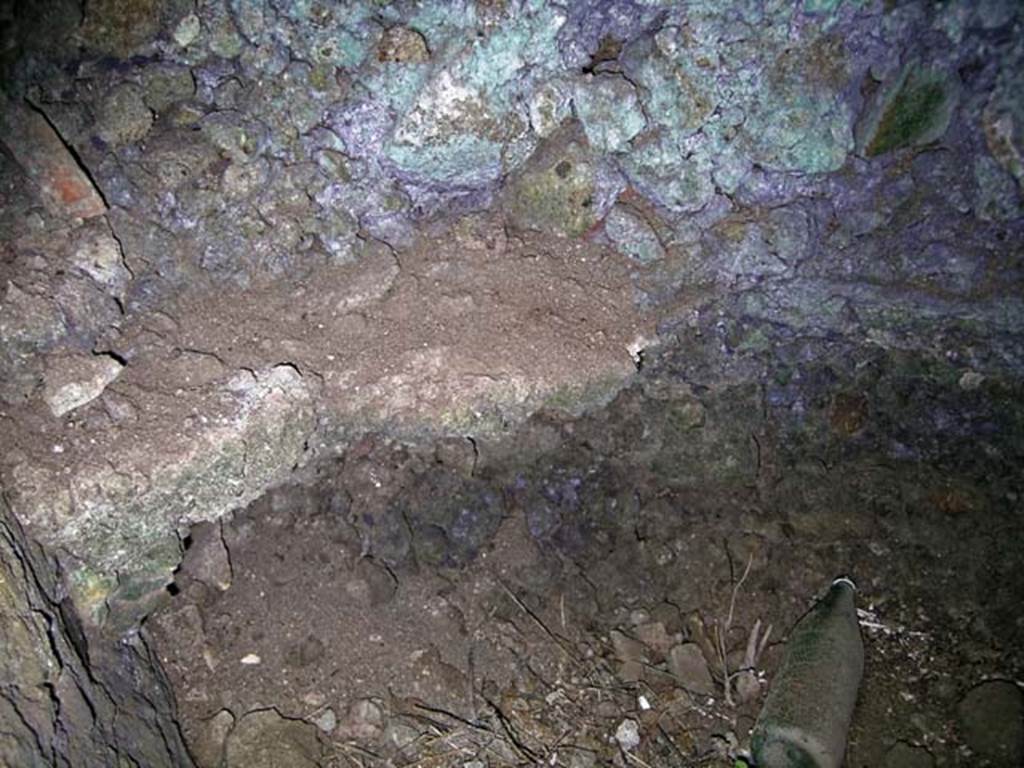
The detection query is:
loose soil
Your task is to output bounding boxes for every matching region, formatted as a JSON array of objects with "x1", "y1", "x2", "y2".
[{"x1": 149, "y1": 395, "x2": 1024, "y2": 767}]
